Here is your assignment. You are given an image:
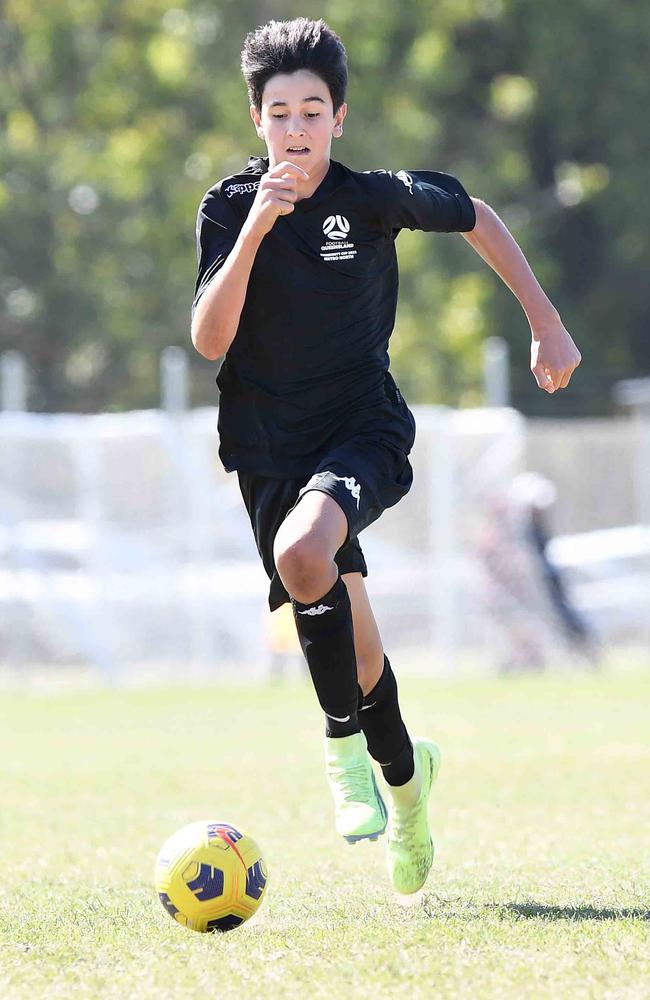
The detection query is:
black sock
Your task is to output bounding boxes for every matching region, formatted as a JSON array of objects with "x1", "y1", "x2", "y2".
[
  {"x1": 291, "y1": 575, "x2": 360, "y2": 738},
  {"x1": 358, "y1": 655, "x2": 414, "y2": 785}
]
